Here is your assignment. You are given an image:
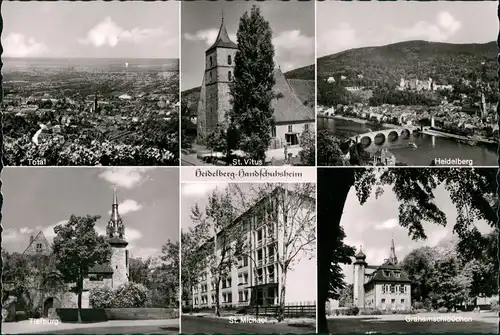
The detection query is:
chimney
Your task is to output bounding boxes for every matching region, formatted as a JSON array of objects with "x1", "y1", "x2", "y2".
[{"x1": 30, "y1": 234, "x2": 34, "y2": 244}]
